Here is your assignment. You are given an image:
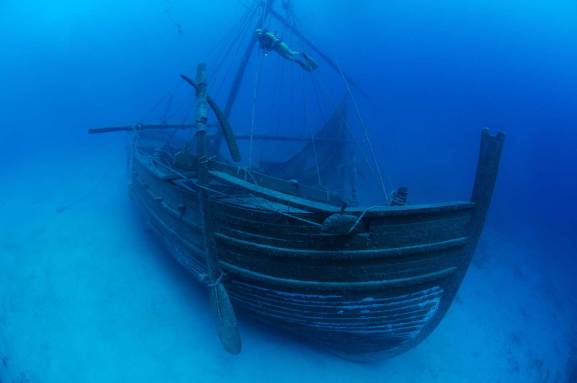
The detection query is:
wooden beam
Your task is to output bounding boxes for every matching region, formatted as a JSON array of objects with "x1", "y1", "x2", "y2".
[
  {"x1": 234, "y1": 134, "x2": 356, "y2": 143},
  {"x1": 88, "y1": 124, "x2": 197, "y2": 134},
  {"x1": 209, "y1": 169, "x2": 338, "y2": 213},
  {"x1": 89, "y1": 125, "x2": 356, "y2": 144}
]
